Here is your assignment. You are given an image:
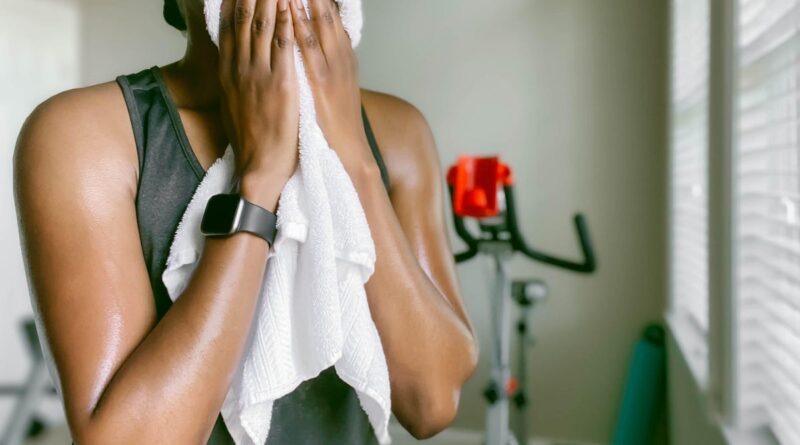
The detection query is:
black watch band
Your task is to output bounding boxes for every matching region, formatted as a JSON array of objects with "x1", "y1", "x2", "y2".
[
  {"x1": 200, "y1": 193, "x2": 278, "y2": 246},
  {"x1": 239, "y1": 197, "x2": 278, "y2": 245}
]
